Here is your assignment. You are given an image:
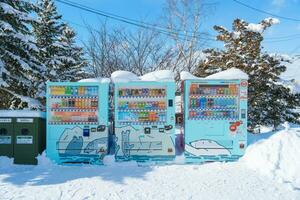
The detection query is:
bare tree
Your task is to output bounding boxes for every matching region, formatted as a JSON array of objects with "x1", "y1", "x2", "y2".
[
  {"x1": 163, "y1": 0, "x2": 214, "y2": 74},
  {"x1": 84, "y1": 21, "x2": 174, "y2": 77}
]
